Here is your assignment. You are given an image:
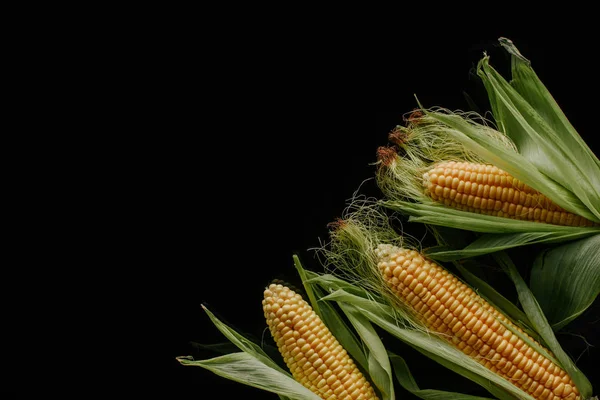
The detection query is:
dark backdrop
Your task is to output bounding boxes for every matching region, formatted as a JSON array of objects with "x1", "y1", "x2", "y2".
[{"x1": 157, "y1": 32, "x2": 599, "y2": 398}]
